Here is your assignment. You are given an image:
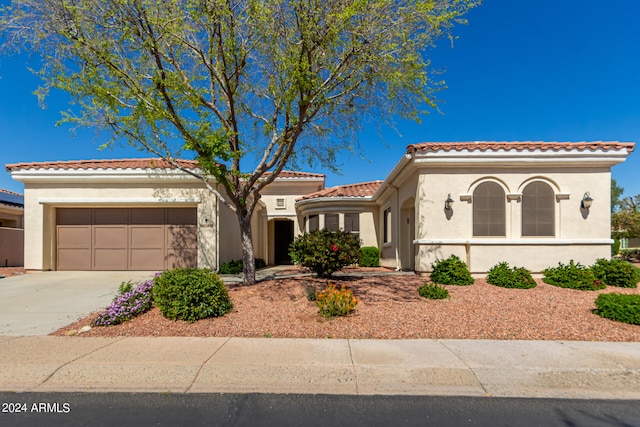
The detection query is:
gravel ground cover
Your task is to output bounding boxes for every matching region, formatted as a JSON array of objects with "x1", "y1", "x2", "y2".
[{"x1": 52, "y1": 267, "x2": 640, "y2": 341}]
